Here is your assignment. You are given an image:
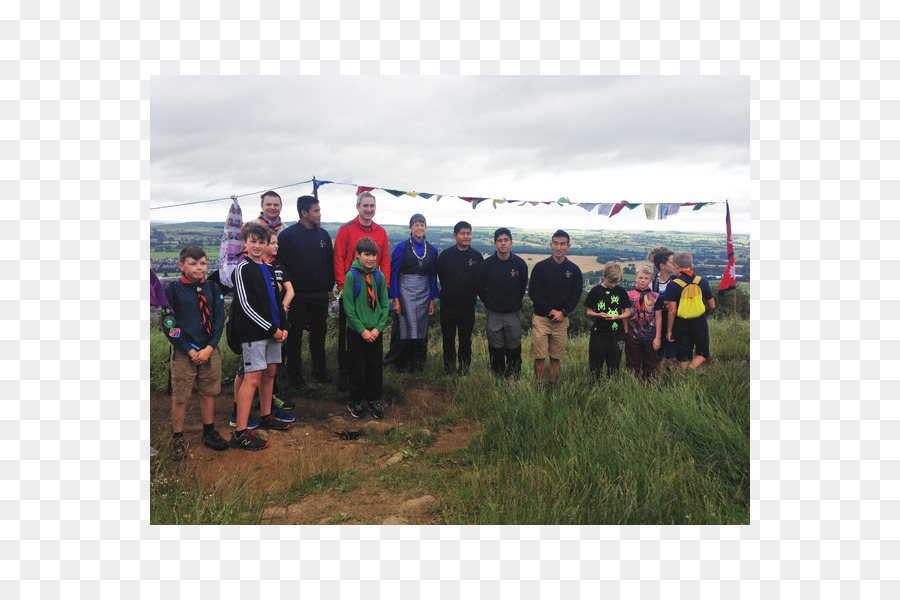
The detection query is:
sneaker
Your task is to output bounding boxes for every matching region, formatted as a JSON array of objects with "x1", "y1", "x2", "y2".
[
  {"x1": 272, "y1": 394, "x2": 295, "y2": 411},
  {"x1": 271, "y1": 405, "x2": 296, "y2": 423},
  {"x1": 348, "y1": 402, "x2": 365, "y2": 419},
  {"x1": 229, "y1": 430, "x2": 269, "y2": 451},
  {"x1": 369, "y1": 401, "x2": 385, "y2": 420},
  {"x1": 172, "y1": 436, "x2": 186, "y2": 461},
  {"x1": 229, "y1": 414, "x2": 259, "y2": 429},
  {"x1": 314, "y1": 371, "x2": 333, "y2": 384},
  {"x1": 337, "y1": 372, "x2": 350, "y2": 392},
  {"x1": 202, "y1": 429, "x2": 228, "y2": 451},
  {"x1": 259, "y1": 413, "x2": 291, "y2": 431}
]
